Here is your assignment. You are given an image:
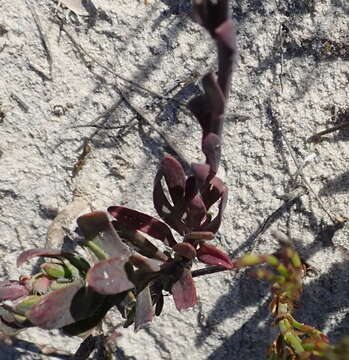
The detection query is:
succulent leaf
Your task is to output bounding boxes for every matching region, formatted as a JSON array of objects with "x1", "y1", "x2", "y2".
[
  {"x1": 87, "y1": 257, "x2": 134, "y2": 295},
  {"x1": 77, "y1": 211, "x2": 130, "y2": 260},
  {"x1": 0, "y1": 281, "x2": 29, "y2": 301},
  {"x1": 197, "y1": 243, "x2": 233, "y2": 269},
  {"x1": 171, "y1": 268, "x2": 197, "y2": 311},
  {"x1": 108, "y1": 206, "x2": 177, "y2": 248},
  {"x1": 135, "y1": 286, "x2": 153, "y2": 332}
]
